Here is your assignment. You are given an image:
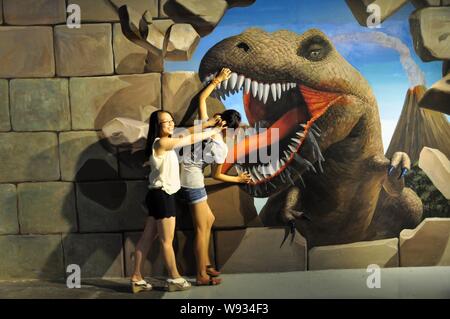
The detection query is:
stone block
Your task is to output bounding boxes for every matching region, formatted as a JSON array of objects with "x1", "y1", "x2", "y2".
[
  {"x1": 70, "y1": 74, "x2": 160, "y2": 130},
  {"x1": 0, "y1": 132, "x2": 59, "y2": 183},
  {"x1": 214, "y1": 227, "x2": 307, "y2": 273},
  {"x1": 10, "y1": 79, "x2": 70, "y2": 131},
  {"x1": 0, "y1": 235, "x2": 64, "y2": 280},
  {"x1": 59, "y1": 131, "x2": 118, "y2": 181},
  {"x1": 54, "y1": 24, "x2": 114, "y2": 77},
  {"x1": 400, "y1": 218, "x2": 450, "y2": 266},
  {"x1": 0, "y1": 27, "x2": 54, "y2": 78},
  {"x1": 226, "y1": 0, "x2": 256, "y2": 8},
  {"x1": 162, "y1": 0, "x2": 227, "y2": 36},
  {"x1": 68, "y1": 0, "x2": 158, "y2": 22},
  {"x1": 345, "y1": 0, "x2": 409, "y2": 26},
  {"x1": 419, "y1": 73, "x2": 450, "y2": 115},
  {"x1": 118, "y1": 150, "x2": 150, "y2": 180},
  {"x1": 411, "y1": 0, "x2": 441, "y2": 8},
  {"x1": 308, "y1": 238, "x2": 399, "y2": 270},
  {"x1": 76, "y1": 180, "x2": 148, "y2": 232},
  {"x1": 419, "y1": 147, "x2": 450, "y2": 198},
  {"x1": 113, "y1": 23, "x2": 147, "y2": 74},
  {"x1": 3, "y1": 0, "x2": 65, "y2": 25},
  {"x1": 176, "y1": 178, "x2": 262, "y2": 230},
  {"x1": 0, "y1": 80, "x2": 10, "y2": 131},
  {"x1": 17, "y1": 182, "x2": 77, "y2": 234},
  {"x1": 166, "y1": 23, "x2": 200, "y2": 61},
  {"x1": 63, "y1": 233, "x2": 124, "y2": 278},
  {"x1": 0, "y1": 184, "x2": 19, "y2": 235},
  {"x1": 410, "y1": 7, "x2": 450, "y2": 61}
]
